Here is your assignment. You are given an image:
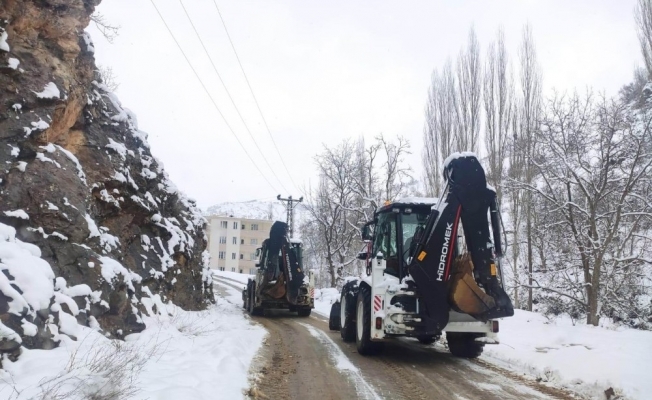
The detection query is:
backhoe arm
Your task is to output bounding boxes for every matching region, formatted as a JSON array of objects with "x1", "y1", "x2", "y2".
[{"x1": 408, "y1": 154, "x2": 514, "y2": 333}]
